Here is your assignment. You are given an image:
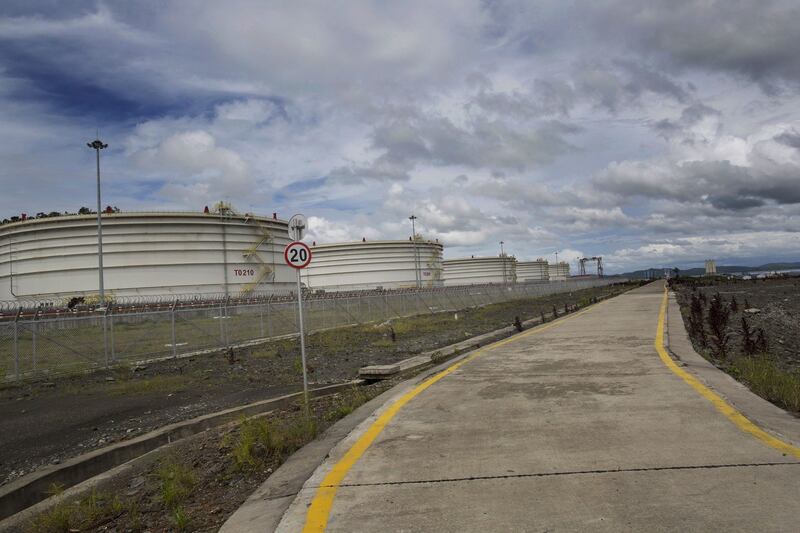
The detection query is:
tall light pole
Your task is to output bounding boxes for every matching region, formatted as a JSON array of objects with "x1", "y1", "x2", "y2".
[
  {"x1": 87, "y1": 138, "x2": 108, "y2": 304},
  {"x1": 500, "y1": 241, "x2": 506, "y2": 285},
  {"x1": 554, "y1": 250, "x2": 560, "y2": 282},
  {"x1": 409, "y1": 215, "x2": 420, "y2": 288}
]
